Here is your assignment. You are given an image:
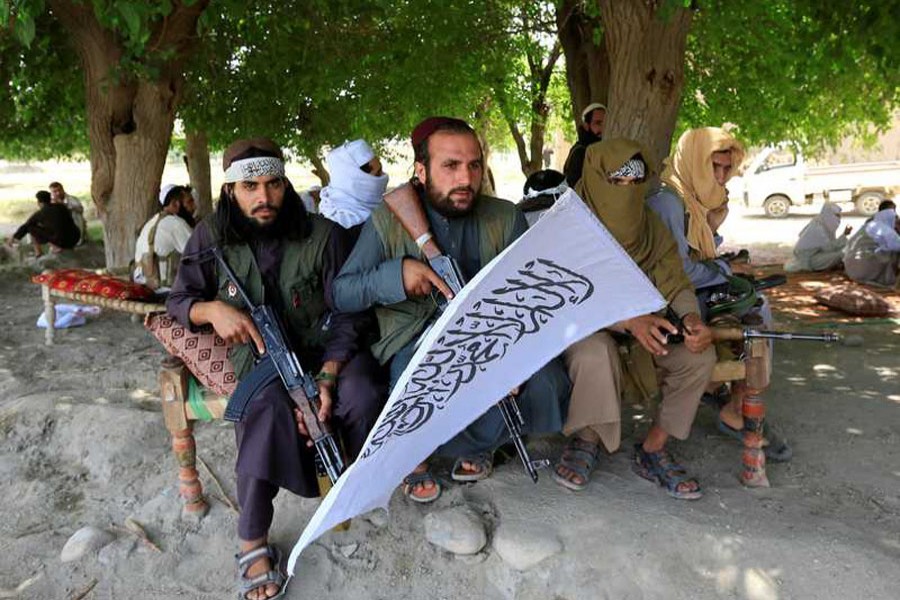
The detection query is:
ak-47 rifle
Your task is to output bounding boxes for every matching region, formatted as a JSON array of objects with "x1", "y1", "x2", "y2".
[
  {"x1": 211, "y1": 247, "x2": 345, "y2": 484},
  {"x1": 383, "y1": 182, "x2": 549, "y2": 482}
]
